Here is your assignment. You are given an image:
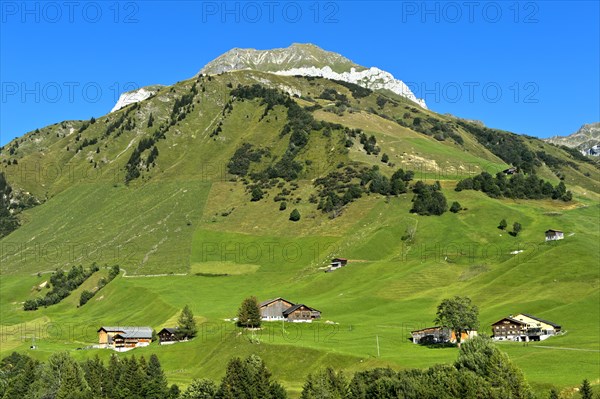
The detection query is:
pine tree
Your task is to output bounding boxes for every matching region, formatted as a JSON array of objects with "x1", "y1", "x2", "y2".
[
  {"x1": 119, "y1": 356, "x2": 144, "y2": 399},
  {"x1": 40, "y1": 352, "x2": 91, "y2": 399},
  {"x1": 82, "y1": 355, "x2": 107, "y2": 397},
  {"x1": 548, "y1": 388, "x2": 559, "y2": 399},
  {"x1": 2, "y1": 357, "x2": 37, "y2": 398},
  {"x1": 580, "y1": 379, "x2": 593, "y2": 399},
  {"x1": 145, "y1": 354, "x2": 168, "y2": 398},
  {"x1": 147, "y1": 113, "x2": 154, "y2": 128},
  {"x1": 177, "y1": 305, "x2": 197, "y2": 340},
  {"x1": 237, "y1": 296, "x2": 261, "y2": 328},
  {"x1": 105, "y1": 353, "x2": 122, "y2": 398},
  {"x1": 168, "y1": 384, "x2": 181, "y2": 399}
]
